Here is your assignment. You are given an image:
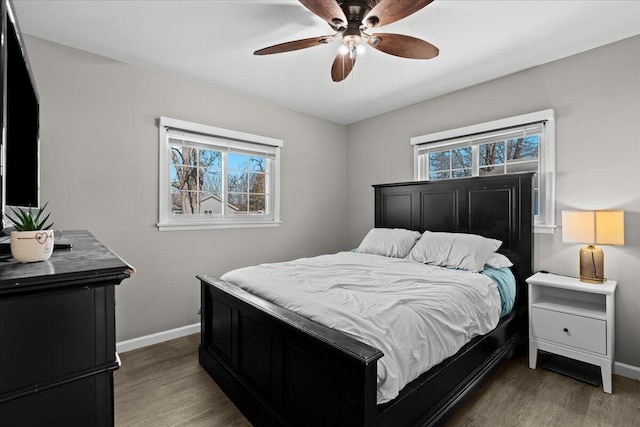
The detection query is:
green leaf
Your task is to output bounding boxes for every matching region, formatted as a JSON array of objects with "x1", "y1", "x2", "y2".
[
  {"x1": 39, "y1": 213, "x2": 51, "y2": 230},
  {"x1": 33, "y1": 202, "x2": 49, "y2": 226},
  {"x1": 4, "y1": 213, "x2": 21, "y2": 230},
  {"x1": 6, "y1": 203, "x2": 53, "y2": 231}
]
